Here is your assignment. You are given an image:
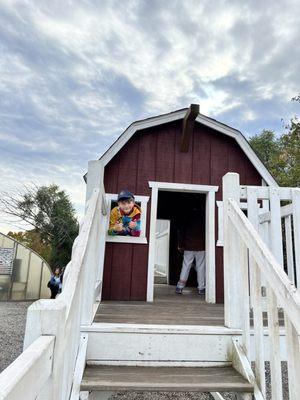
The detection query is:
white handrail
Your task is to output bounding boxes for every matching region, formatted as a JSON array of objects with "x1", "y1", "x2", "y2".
[
  {"x1": 228, "y1": 198, "x2": 300, "y2": 333},
  {"x1": 60, "y1": 187, "x2": 100, "y2": 318},
  {"x1": 0, "y1": 186, "x2": 104, "y2": 400},
  {"x1": 0, "y1": 336, "x2": 55, "y2": 400},
  {"x1": 223, "y1": 172, "x2": 300, "y2": 400}
]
